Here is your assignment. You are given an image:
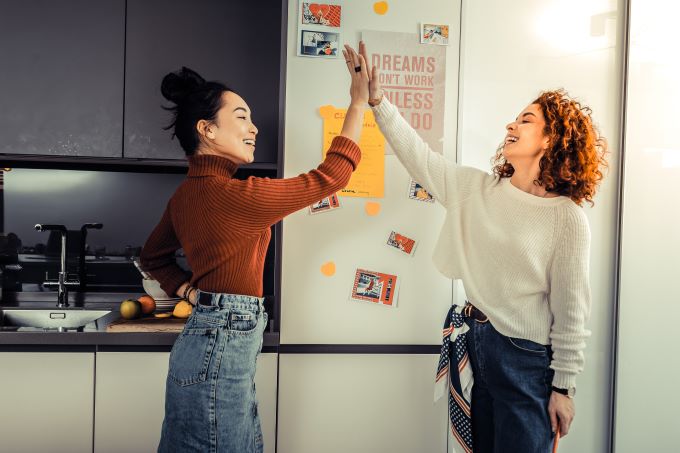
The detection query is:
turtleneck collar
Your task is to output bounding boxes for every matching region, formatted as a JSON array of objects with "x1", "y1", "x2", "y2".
[{"x1": 187, "y1": 154, "x2": 239, "y2": 178}]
